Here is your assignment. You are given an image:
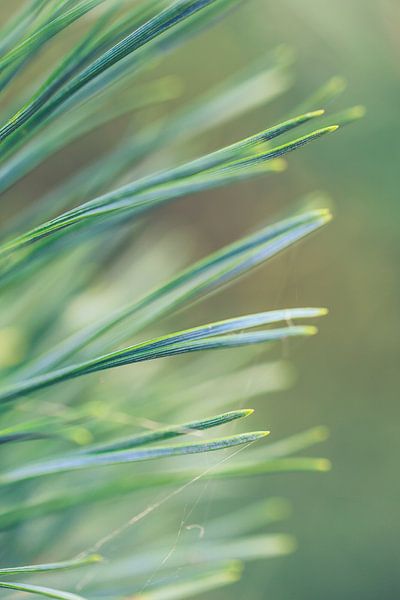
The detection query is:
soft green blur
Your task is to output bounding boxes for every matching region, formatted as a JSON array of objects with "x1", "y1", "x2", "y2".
[
  {"x1": 185, "y1": 1, "x2": 400, "y2": 598},
  {"x1": 1, "y1": 0, "x2": 399, "y2": 598},
  {"x1": 152, "y1": 1, "x2": 400, "y2": 597}
]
